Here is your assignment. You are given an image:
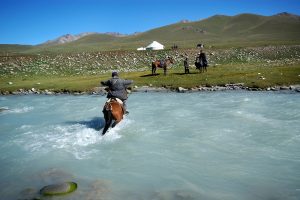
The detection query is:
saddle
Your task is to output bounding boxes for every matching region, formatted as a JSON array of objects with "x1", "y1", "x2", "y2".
[
  {"x1": 106, "y1": 98, "x2": 123, "y2": 105},
  {"x1": 104, "y1": 98, "x2": 125, "y2": 114}
]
